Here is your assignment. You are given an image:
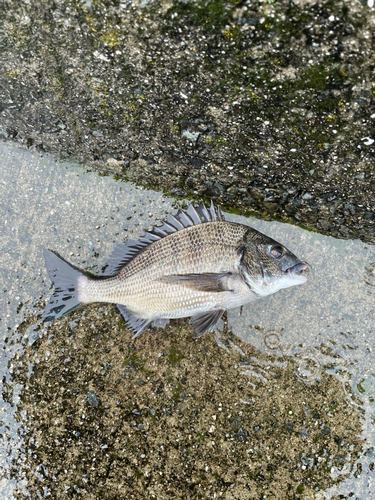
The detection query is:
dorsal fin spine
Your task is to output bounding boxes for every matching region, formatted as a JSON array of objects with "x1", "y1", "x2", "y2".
[
  {"x1": 154, "y1": 227, "x2": 168, "y2": 237},
  {"x1": 209, "y1": 200, "x2": 217, "y2": 221},
  {"x1": 186, "y1": 203, "x2": 202, "y2": 224},
  {"x1": 177, "y1": 210, "x2": 194, "y2": 227},
  {"x1": 167, "y1": 214, "x2": 185, "y2": 230},
  {"x1": 197, "y1": 202, "x2": 210, "y2": 222}
]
